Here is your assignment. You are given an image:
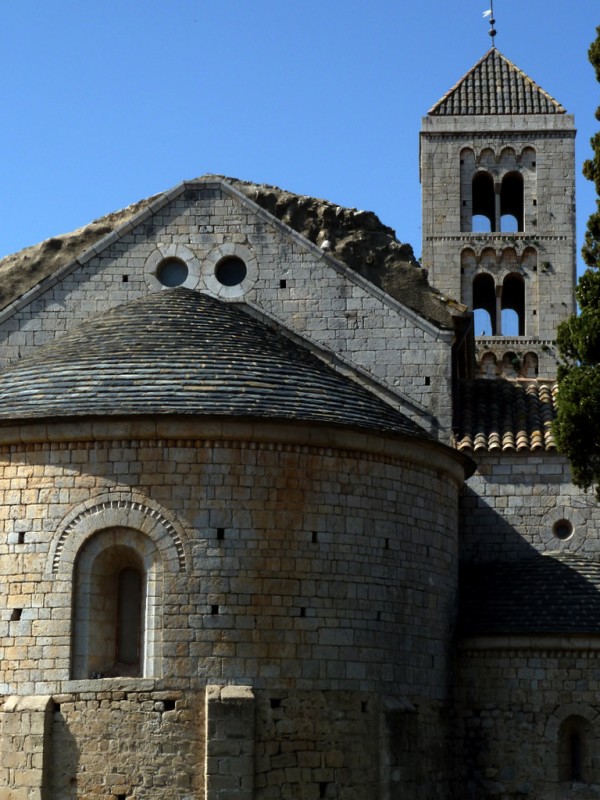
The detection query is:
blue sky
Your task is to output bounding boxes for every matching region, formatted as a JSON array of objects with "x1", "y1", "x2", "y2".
[{"x1": 0, "y1": 1, "x2": 598, "y2": 279}]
